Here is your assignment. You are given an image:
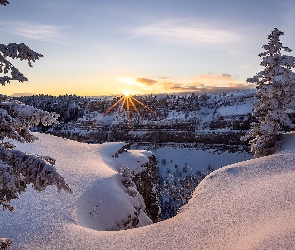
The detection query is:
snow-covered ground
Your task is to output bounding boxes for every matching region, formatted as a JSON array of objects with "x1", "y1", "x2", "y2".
[
  {"x1": 1, "y1": 132, "x2": 295, "y2": 249},
  {"x1": 216, "y1": 101, "x2": 253, "y2": 116},
  {"x1": 149, "y1": 146, "x2": 251, "y2": 177}
]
